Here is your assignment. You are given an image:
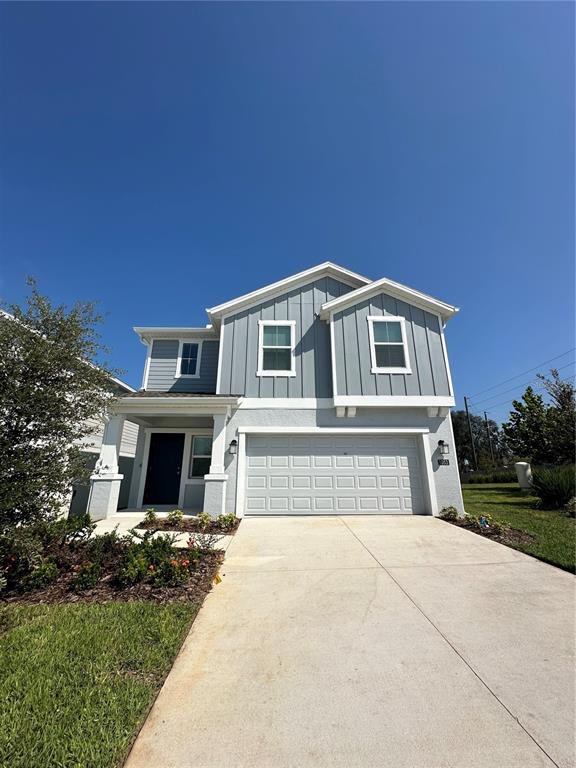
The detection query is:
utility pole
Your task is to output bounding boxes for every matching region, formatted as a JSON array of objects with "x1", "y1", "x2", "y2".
[
  {"x1": 464, "y1": 396, "x2": 478, "y2": 471},
  {"x1": 484, "y1": 411, "x2": 496, "y2": 465}
]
